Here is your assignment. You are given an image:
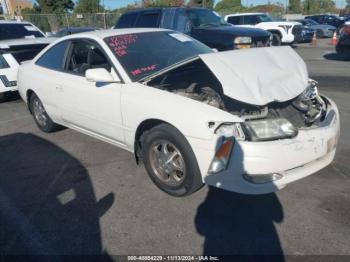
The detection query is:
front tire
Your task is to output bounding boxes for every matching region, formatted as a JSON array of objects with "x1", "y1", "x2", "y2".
[
  {"x1": 271, "y1": 33, "x2": 282, "y2": 46},
  {"x1": 29, "y1": 93, "x2": 59, "y2": 133},
  {"x1": 0, "y1": 92, "x2": 5, "y2": 103},
  {"x1": 142, "y1": 124, "x2": 204, "y2": 197}
]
